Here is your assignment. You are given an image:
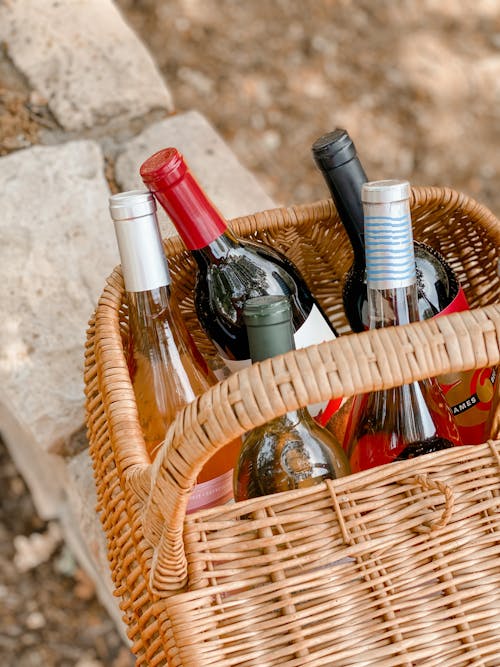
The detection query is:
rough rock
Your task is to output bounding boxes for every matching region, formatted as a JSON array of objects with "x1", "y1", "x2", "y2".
[
  {"x1": 0, "y1": 0, "x2": 173, "y2": 131},
  {"x1": 114, "y1": 110, "x2": 276, "y2": 237},
  {"x1": 0, "y1": 141, "x2": 117, "y2": 517}
]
